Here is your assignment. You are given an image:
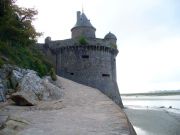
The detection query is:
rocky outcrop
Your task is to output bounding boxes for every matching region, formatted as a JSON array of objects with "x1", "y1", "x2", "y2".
[
  {"x1": 11, "y1": 71, "x2": 45, "y2": 106},
  {"x1": 0, "y1": 79, "x2": 6, "y2": 102},
  {"x1": 0, "y1": 64, "x2": 63, "y2": 105}
]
